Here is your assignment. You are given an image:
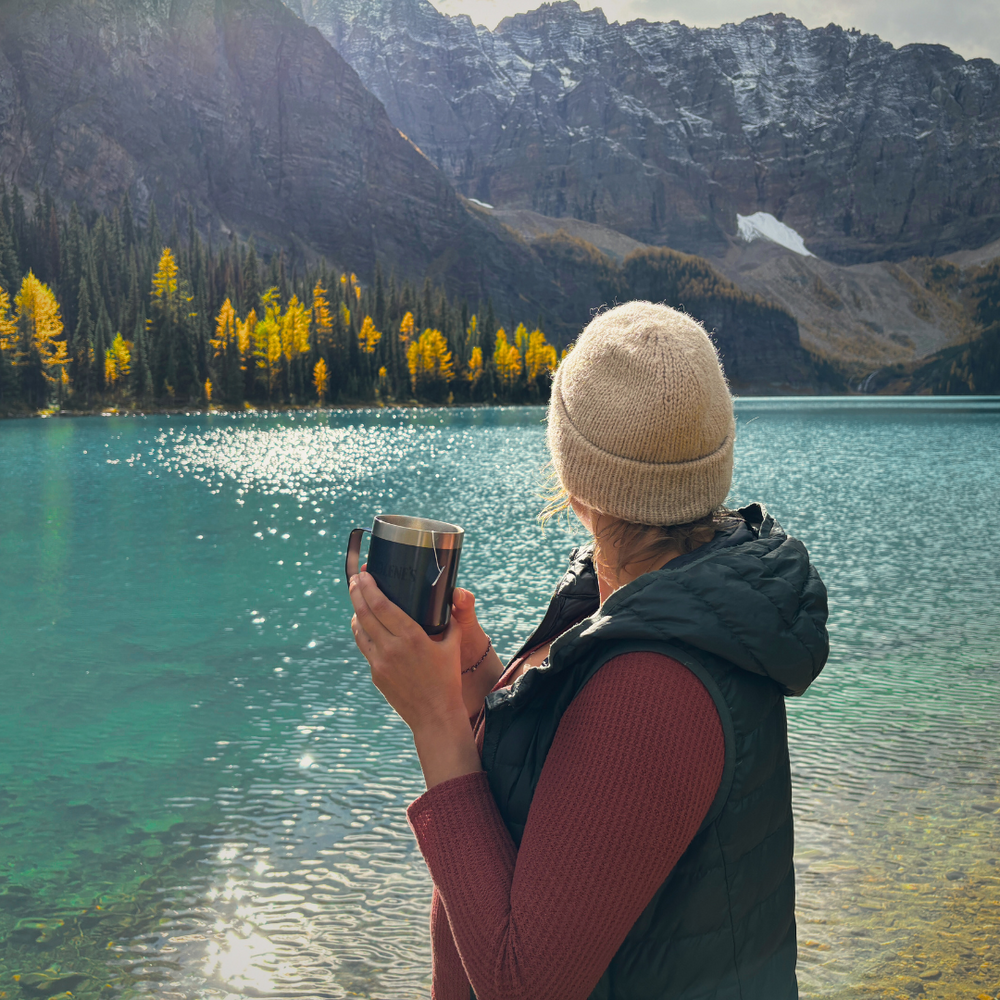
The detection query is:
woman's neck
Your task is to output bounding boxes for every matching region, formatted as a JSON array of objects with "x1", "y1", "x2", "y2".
[{"x1": 594, "y1": 546, "x2": 684, "y2": 606}]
